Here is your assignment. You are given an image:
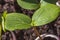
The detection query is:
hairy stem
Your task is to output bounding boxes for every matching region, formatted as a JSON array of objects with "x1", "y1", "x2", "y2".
[{"x1": 33, "y1": 27, "x2": 42, "y2": 40}]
